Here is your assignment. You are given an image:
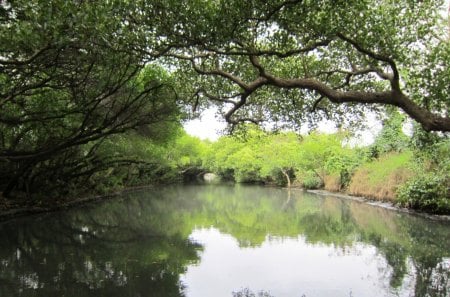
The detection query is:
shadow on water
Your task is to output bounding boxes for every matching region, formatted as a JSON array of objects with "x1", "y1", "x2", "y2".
[{"x1": 0, "y1": 184, "x2": 448, "y2": 296}]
